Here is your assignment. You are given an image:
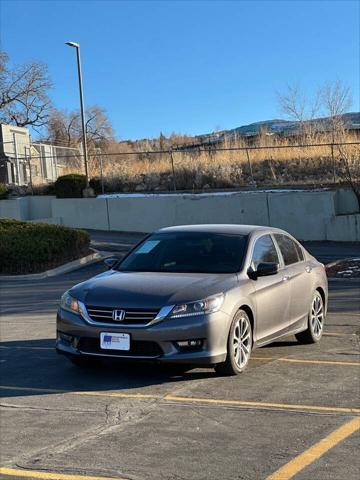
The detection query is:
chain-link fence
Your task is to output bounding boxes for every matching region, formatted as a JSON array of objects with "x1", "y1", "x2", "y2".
[
  {"x1": 2, "y1": 136, "x2": 359, "y2": 193},
  {"x1": 0, "y1": 135, "x2": 81, "y2": 187},
  {"x1": 57, "y1": 140, "x2": 360, "y2": 193}
]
